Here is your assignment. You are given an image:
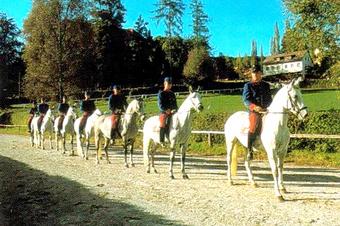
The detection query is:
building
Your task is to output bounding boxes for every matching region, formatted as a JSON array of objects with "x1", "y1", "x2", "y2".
[{"x1": 263, "y1": 50, "x2": 313, "y2": 77}]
